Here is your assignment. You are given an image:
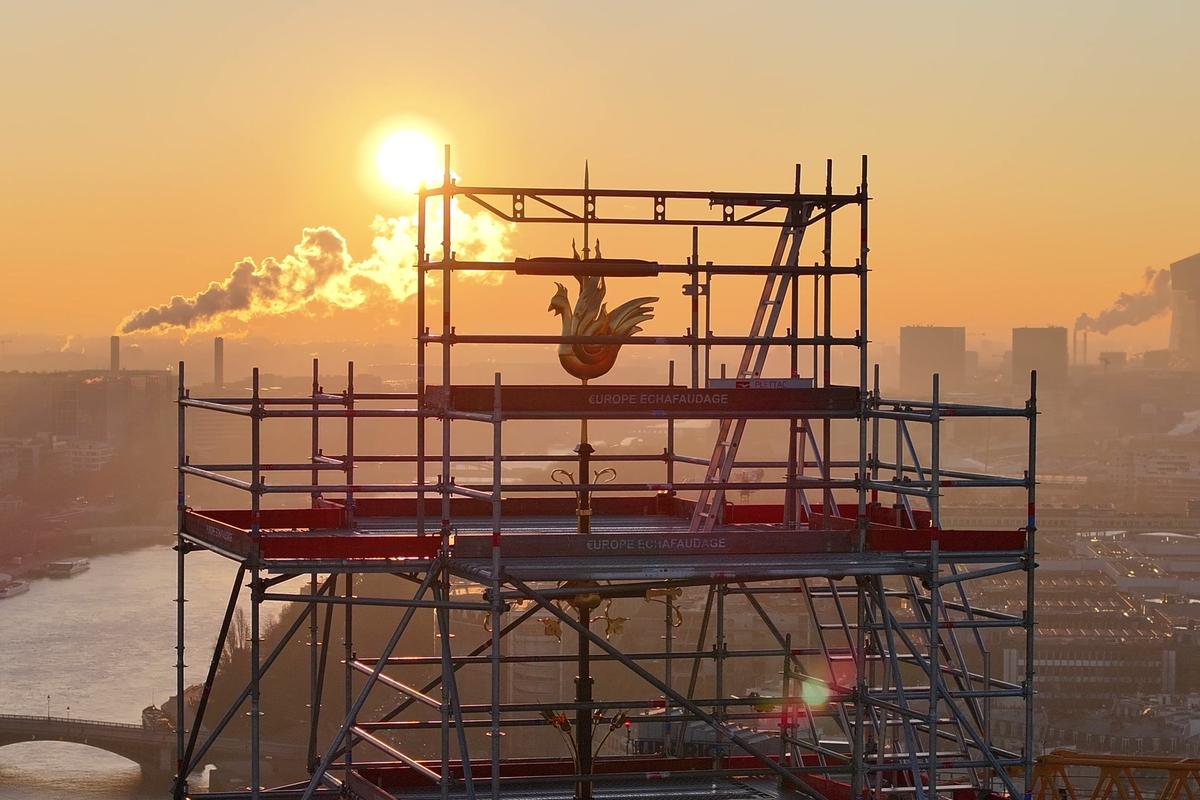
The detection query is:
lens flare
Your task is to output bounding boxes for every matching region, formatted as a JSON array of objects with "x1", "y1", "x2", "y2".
[{"x1": 801, "y1": 679, "x2": 831, "y2": 708}]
